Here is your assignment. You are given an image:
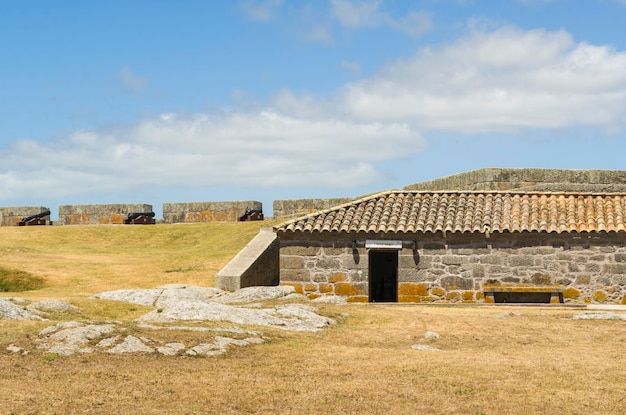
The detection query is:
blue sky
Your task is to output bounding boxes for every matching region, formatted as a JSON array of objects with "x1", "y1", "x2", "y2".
[{"x1": 2, "y1": 0, "x2": 626, "y2": 219}]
